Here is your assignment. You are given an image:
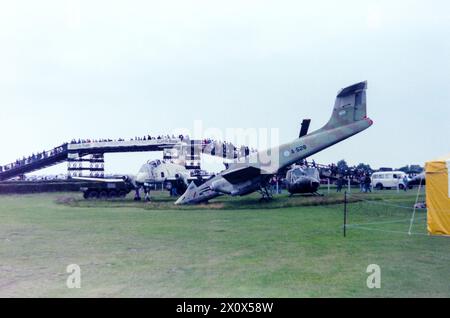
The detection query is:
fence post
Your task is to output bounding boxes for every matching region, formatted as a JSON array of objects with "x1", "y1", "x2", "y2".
[
  {"x1": 344, "y1": 191, "x2": 347, "y2": 237},
  {"x1": 348, "y1": 178, "x2": 351, "y2": 193},
  {"x1": 327, "y1": 178, "x2": 330, "y2": 194}
]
